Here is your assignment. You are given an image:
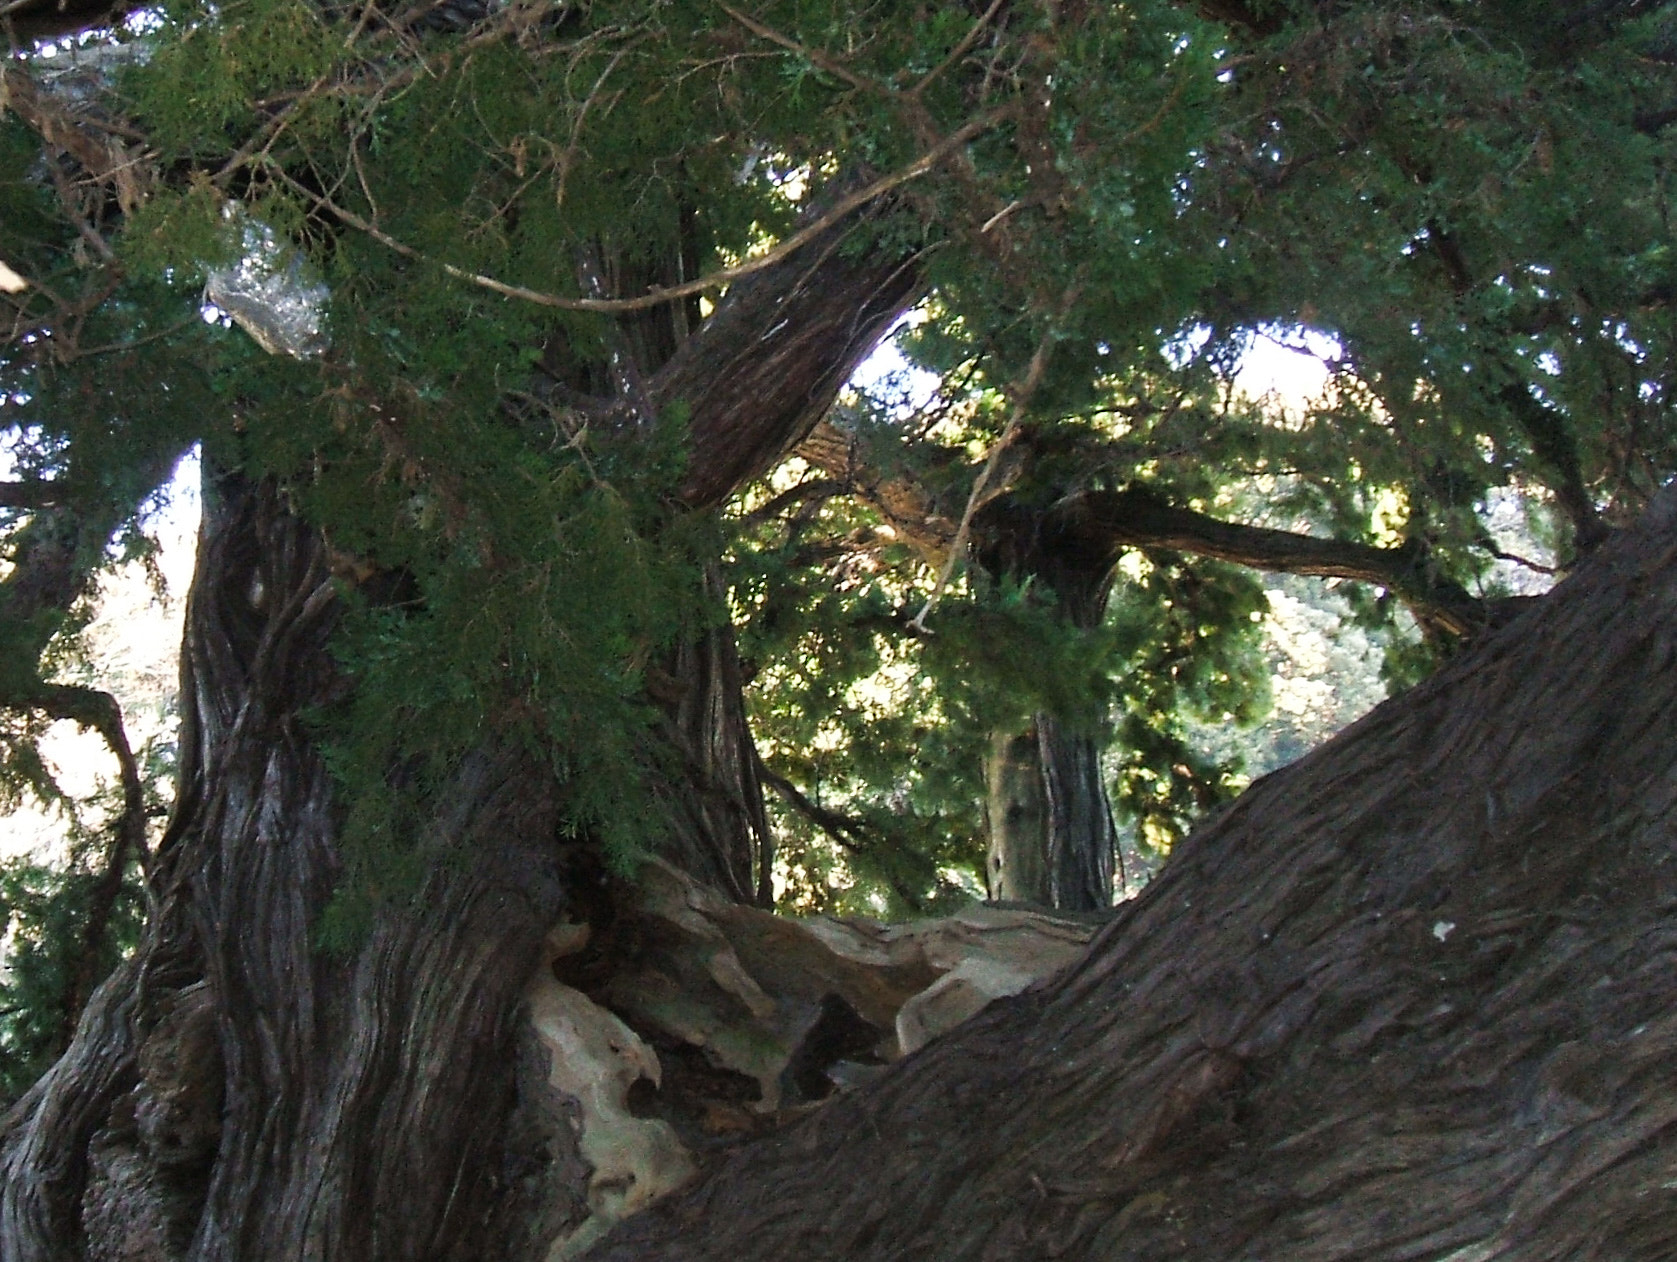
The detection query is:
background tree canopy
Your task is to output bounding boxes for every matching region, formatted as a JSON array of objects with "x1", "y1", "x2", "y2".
[{"x1": 1, "y1": 0, "x2": 1675, "y2": 1257}]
